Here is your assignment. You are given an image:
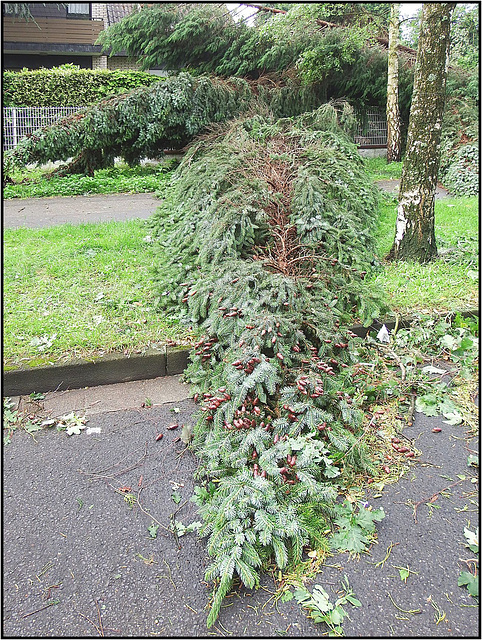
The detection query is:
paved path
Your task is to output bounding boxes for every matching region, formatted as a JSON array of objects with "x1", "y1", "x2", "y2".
[
  {"x1": 3, "y1": 377, "x2": 479, "y2": 637},
  {"x1": 3, "y1": 193, "x2": 159, "y2": 229},
  {"x1": 376, "y1": 179, "x2": 451, "y2": 199},
  {"x1": 3, "y1": 182, "x2": 452, "y2": 230}
]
